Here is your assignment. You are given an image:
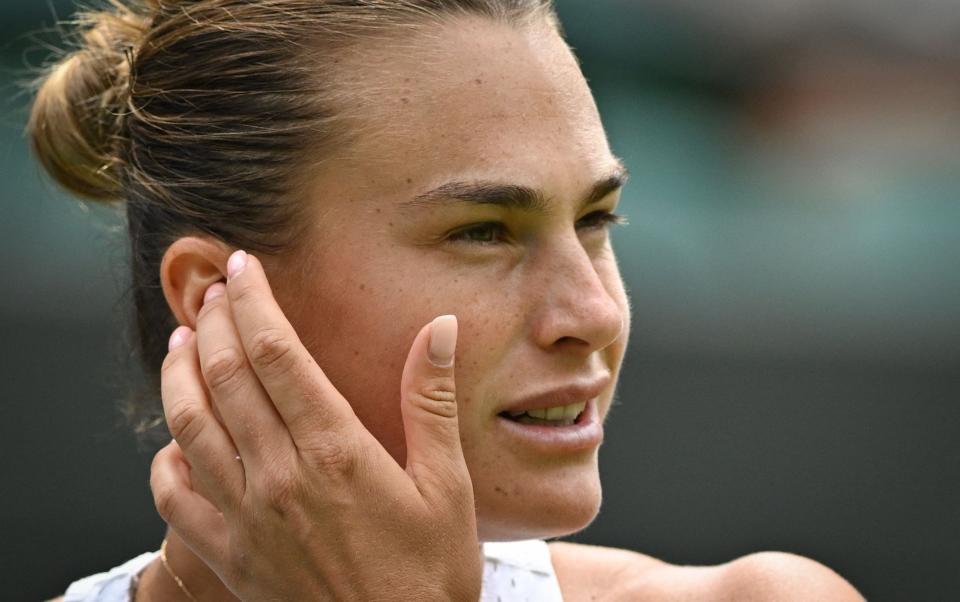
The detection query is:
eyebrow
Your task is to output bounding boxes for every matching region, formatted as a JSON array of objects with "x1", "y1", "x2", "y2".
[{"x1": 401, "y1": 160, "x2": 629, "y2": 213}]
